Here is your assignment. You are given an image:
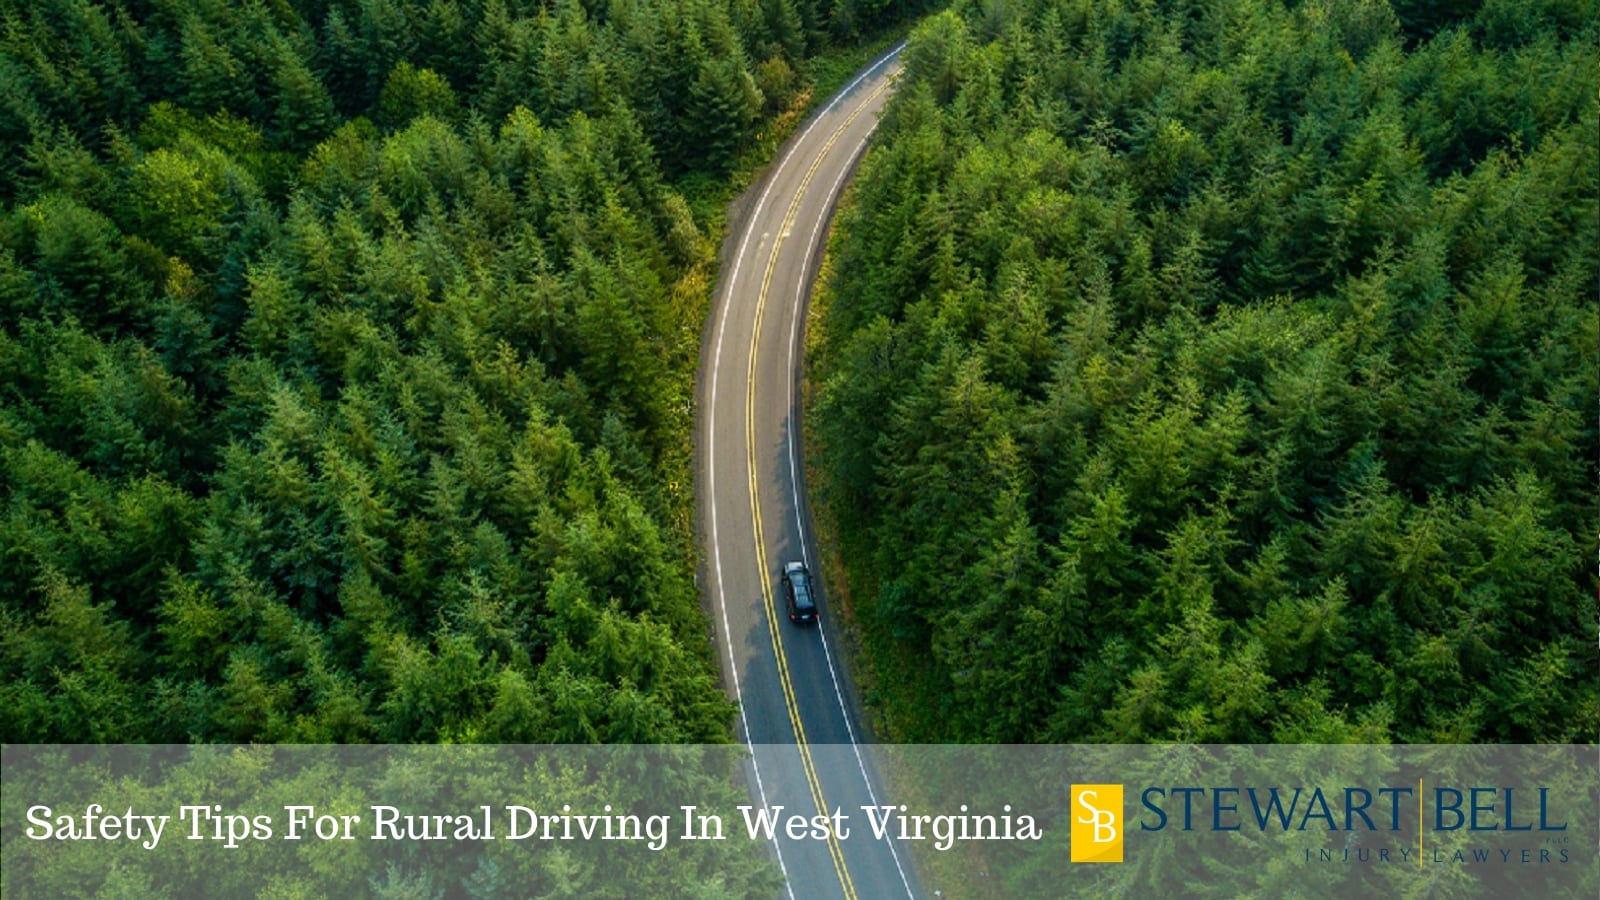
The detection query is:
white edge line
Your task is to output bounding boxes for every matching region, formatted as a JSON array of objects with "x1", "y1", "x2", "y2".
[
  {"x1": 706, "y1": 40, "x2": 906, "y2": 899},
  {"x1": 786, "y1": 118, "x2": 916, "y2": 900}
]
